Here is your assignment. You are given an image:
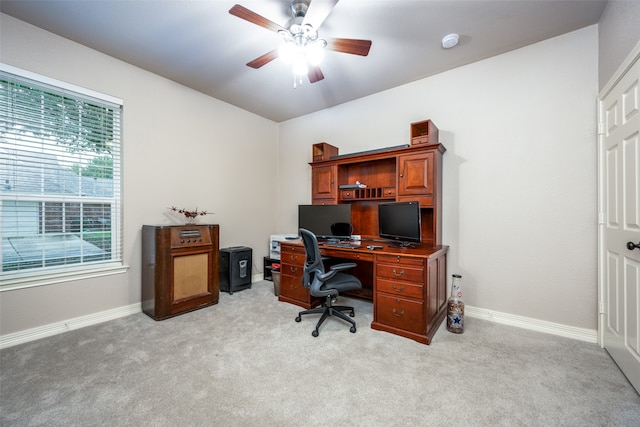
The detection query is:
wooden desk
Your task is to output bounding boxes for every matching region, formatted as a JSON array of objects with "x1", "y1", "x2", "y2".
[{"x1": 279, "y1": 241, "x2": 448, "y2": 345}]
